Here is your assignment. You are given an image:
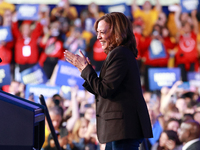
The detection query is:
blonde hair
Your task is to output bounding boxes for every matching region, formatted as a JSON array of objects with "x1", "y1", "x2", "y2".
[{"x1": 72, "y1": 117, "x2": 89, "y2": 142}]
